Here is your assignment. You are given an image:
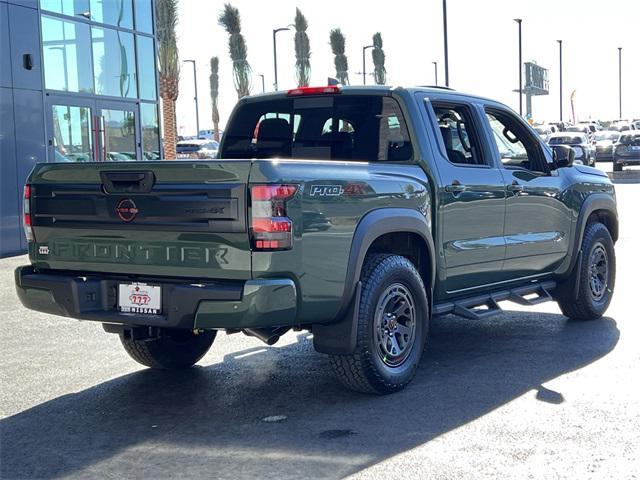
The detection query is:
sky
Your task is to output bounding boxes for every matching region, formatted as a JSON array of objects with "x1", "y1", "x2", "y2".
[{"x1": 174, "y1": 0, "x2": 639, "y2": 136}]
